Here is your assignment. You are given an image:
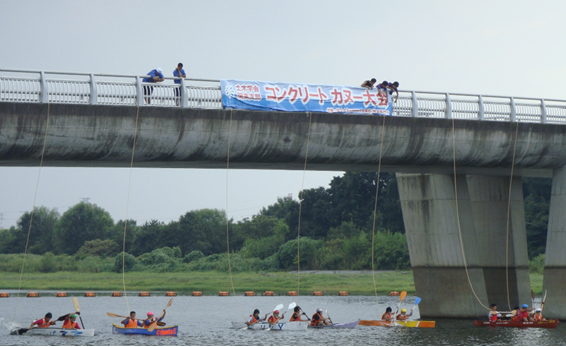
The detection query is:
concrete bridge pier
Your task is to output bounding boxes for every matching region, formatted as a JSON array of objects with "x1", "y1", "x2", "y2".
[
  {"x1": 467, "y1": 176, "x2": 531, "y2": 310},
  {"x1": 397, "y1": 173, "x2": 489, "y2": 318},
  {"x1": 543, "y1": 168, "x2": 566, "y2": 319}
]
